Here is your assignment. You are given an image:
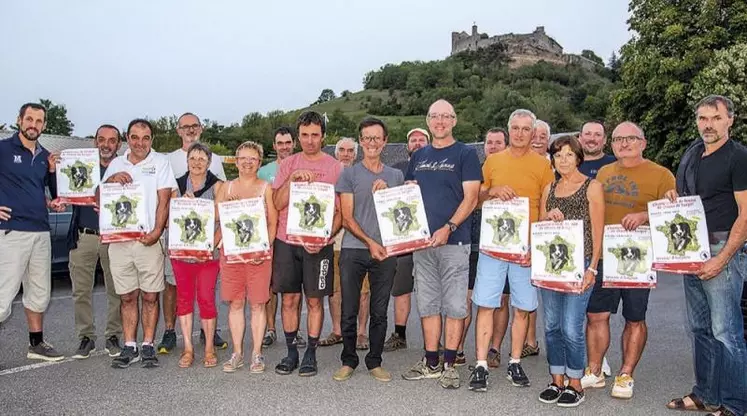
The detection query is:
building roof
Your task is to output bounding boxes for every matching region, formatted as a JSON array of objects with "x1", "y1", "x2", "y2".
[{"x1": 0, "y1": 130, "x2": 129, "y2": 155}]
